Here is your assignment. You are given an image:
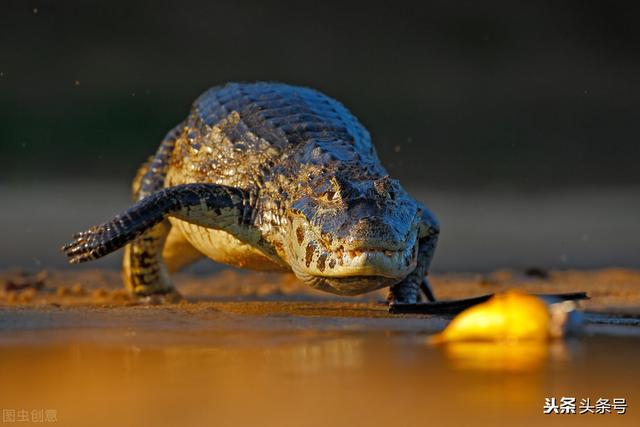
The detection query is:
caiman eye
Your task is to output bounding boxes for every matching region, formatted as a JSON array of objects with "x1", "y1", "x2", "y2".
[
  {"x1": 320, "y1": 189, "x2": 339, "y2": 203},
  {"x1": 374, "y1": 176, "x2": 399, "y2": 201},
  {"x1": 320, "y1": 177, "x2": 341, "y2": 202}
]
